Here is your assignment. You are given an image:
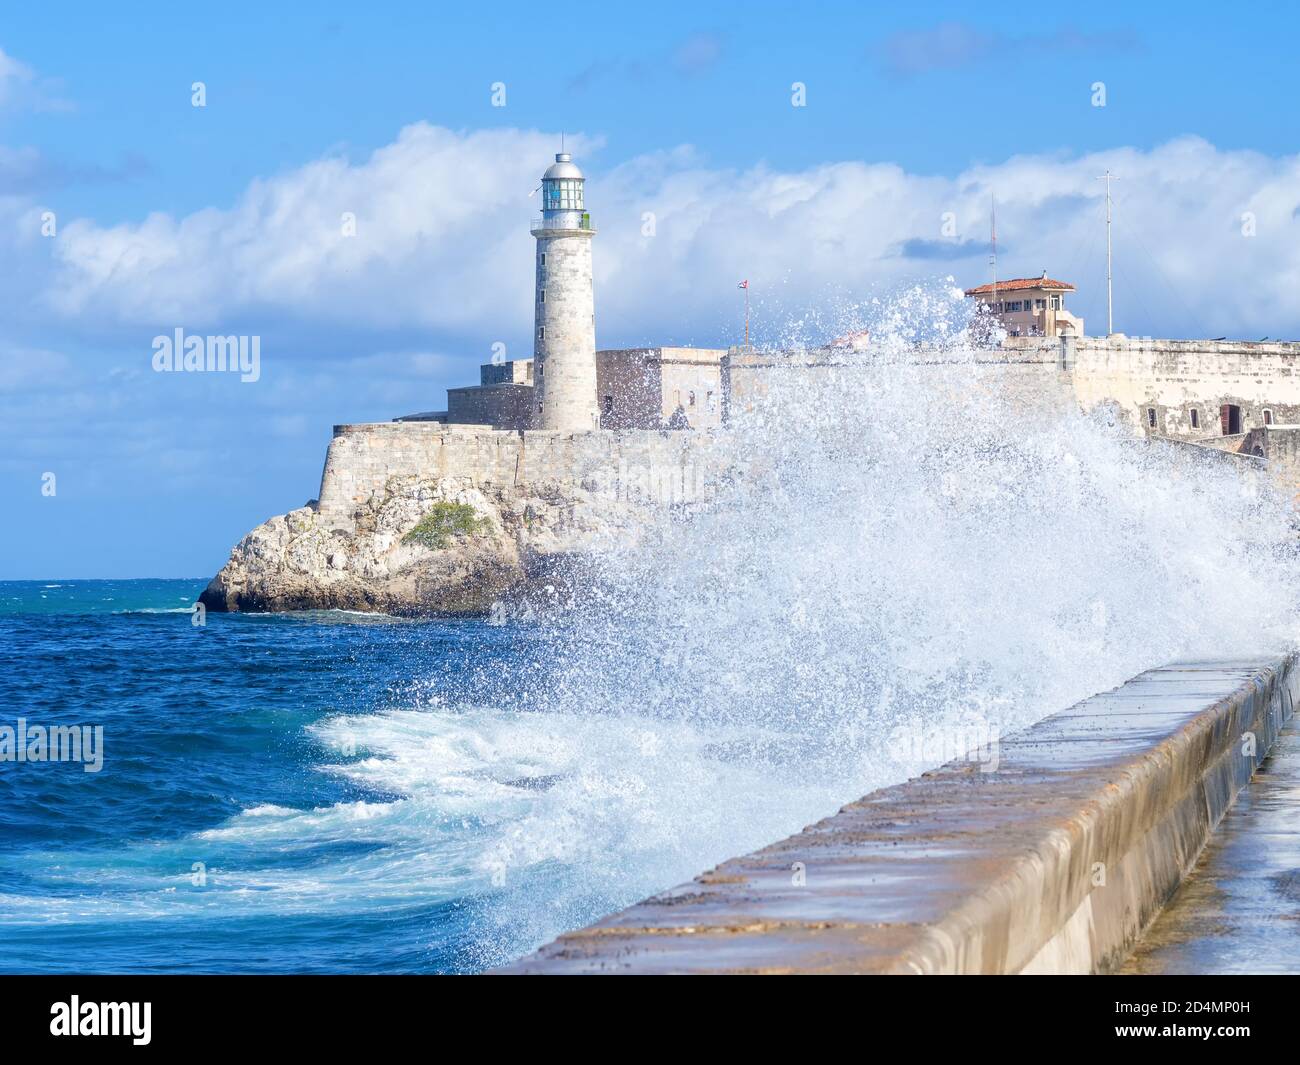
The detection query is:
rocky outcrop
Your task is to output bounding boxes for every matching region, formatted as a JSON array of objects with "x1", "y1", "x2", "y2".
[{"x1": 199, "y1": 474, "x2": 647, "y2": 616}]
